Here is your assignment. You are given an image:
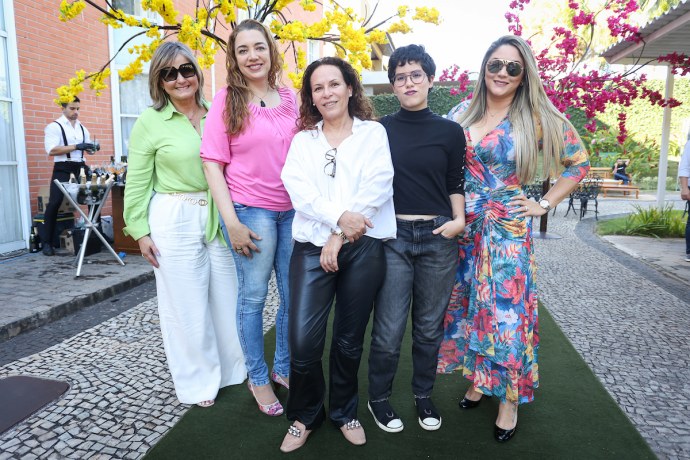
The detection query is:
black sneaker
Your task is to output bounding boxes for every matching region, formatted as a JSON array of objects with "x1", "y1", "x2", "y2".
[
  {"x1": 367, "y1": 400, "x2": 403, "y2": 433},
  {"x1": 42, "y1": 244, "x2": 55, "y2": 256},
  {"x1": 415, "y1": 397, "x2": 441, "y2": 431}
]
